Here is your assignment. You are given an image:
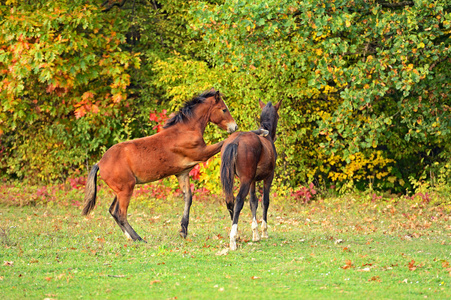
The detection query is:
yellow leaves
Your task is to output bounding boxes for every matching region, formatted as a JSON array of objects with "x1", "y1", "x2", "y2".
[{"x1": 327, "y1": 151, "x2": 393, "y2": 183}]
